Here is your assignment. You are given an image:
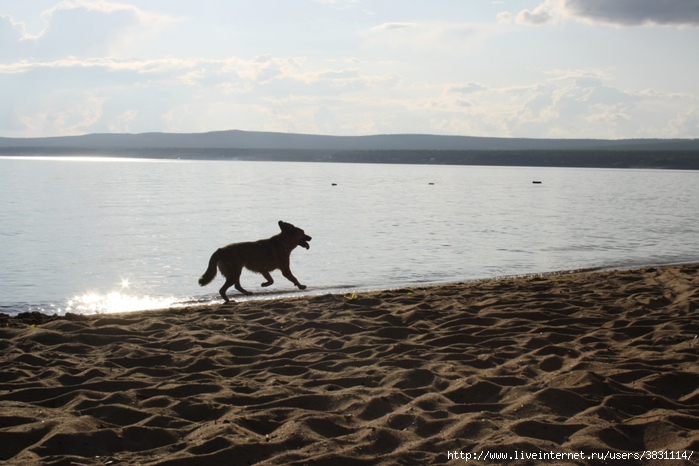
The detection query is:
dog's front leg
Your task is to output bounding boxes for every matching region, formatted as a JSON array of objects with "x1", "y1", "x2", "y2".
[
  {"x1": 281, "y1": 268, "x2": 306, "y2": 290},
  {"x1": 261, "y1": 271, "x2": 274, "y2": 287}
]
